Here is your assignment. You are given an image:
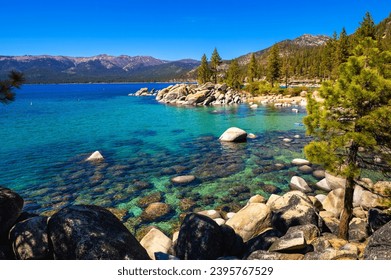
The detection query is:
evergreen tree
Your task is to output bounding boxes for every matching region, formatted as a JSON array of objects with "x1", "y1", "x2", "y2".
[
  {"x1": 0, "y1": 71, "x2": 24, "y2": 104},
  {"x1": 356, "y1": 12, "x2": 376, "y2": 40},
  {"x1": 226, "y1": 59, "x2": 242, "y2": 90},
  {"x1": 336, "y1": 27, "x2": 350, "y2": 64},
  {"x1": 197, "y1": 54, "x2": 211, "y2": 84},
  {"x1": 210, "y1": 48, "x2": 222, "y2": 84},
  {"x1": 247, "y1": 53, "x2": 258, "y2": 83},
  {"x1": 266, "y1": 44, "x2": 281, "y2": 87},
  {"x1": 304, "y1": 37, "x2": 391, "y2": 240}
]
